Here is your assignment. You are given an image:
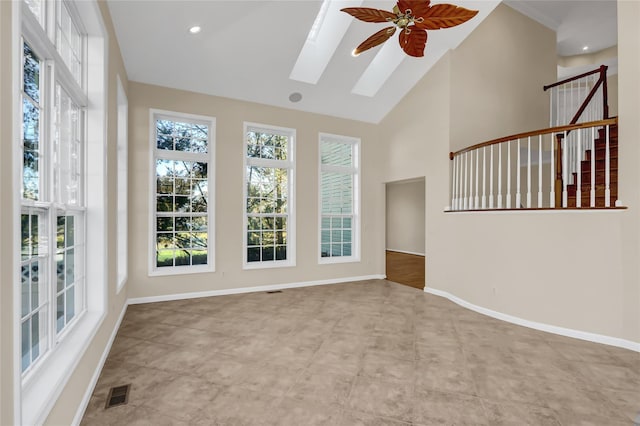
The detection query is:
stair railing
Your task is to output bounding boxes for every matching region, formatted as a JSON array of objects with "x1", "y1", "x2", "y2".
[
  {"x1": 448, "y1": 118, "x2": 618, "y2": 211},
  {"x1": 543, "y1": 65, "x2": 609, "y2": 206}
]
